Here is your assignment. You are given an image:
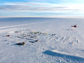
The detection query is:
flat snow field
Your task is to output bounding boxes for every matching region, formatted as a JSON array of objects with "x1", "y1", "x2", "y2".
[{"x1": 0, "y1": 17, "x2": 84, "y2": 63}]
